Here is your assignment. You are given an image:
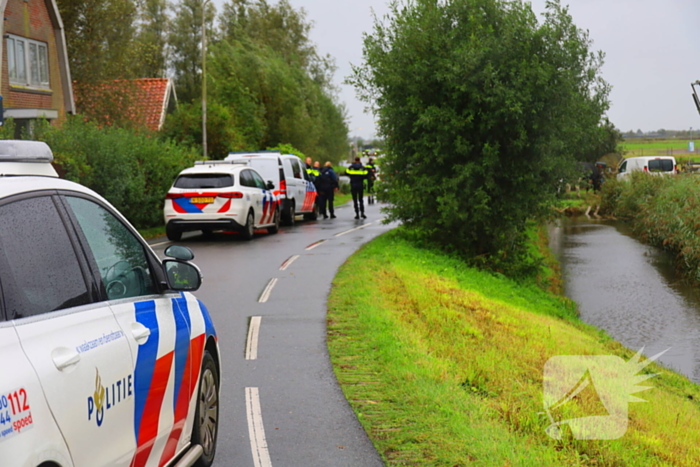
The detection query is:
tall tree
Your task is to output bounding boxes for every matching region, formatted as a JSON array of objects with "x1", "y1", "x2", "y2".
[
  {"x1": 134, "y1": 0, "x2": 170, "y2": 78},
  {"x1": 350, "y1": 0, "x2": 611, "y2": 272},
  {"x1": 169, "y1": 0, "x2": 216, "y2": 103},
  {"x1": 58, "y1": 0, "x2": 139, "y2": 82},
  {"x1": 219, "y1": 0, "x2": 337, "y2": 93}
]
